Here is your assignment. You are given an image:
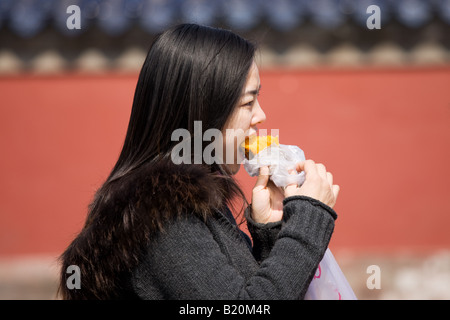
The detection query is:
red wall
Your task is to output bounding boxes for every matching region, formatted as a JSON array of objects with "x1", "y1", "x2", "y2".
[{"x1": 1, "y1": 67, "x2": 449, "y2": 256}]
